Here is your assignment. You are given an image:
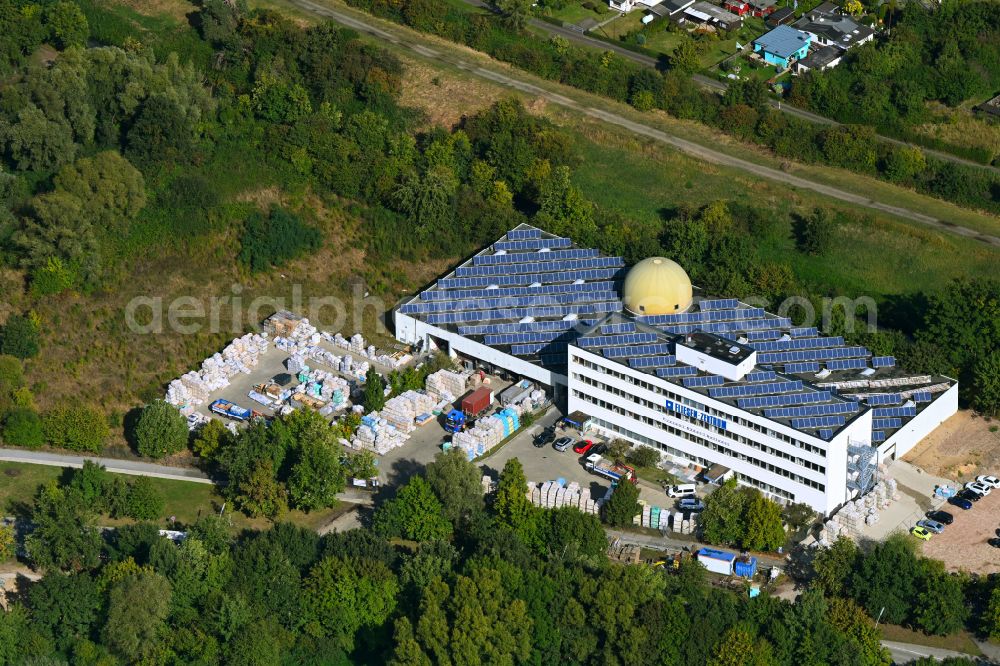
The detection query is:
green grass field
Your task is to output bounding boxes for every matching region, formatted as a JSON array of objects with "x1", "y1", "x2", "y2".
[
  {"x1": 880, "y1": 623, "x2": 984, "y2": 657},
  {"x1": 0, "y1": 462, "x2": 345, "y2": 532},
  {"x1": 540, "y1": 1, "x2": 608, "y2": 26}
]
